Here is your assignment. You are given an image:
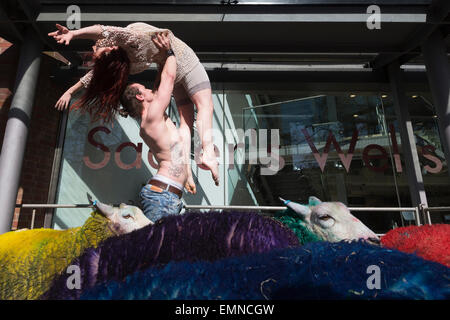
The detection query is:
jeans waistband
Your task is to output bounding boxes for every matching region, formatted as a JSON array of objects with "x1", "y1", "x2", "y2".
[
  {"x1": 147, "y1": 179, "x2": 183, "y2": 198},
  {"x1": 152, "y1": 174, "x2": 183, "y2": 191}
]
